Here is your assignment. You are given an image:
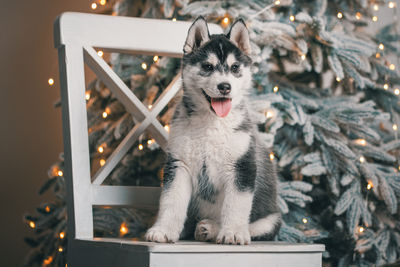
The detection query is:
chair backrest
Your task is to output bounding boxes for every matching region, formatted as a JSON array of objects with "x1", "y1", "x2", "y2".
[{"x1": 54, "y1": 12, "x2": 222, "y2": 240}]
